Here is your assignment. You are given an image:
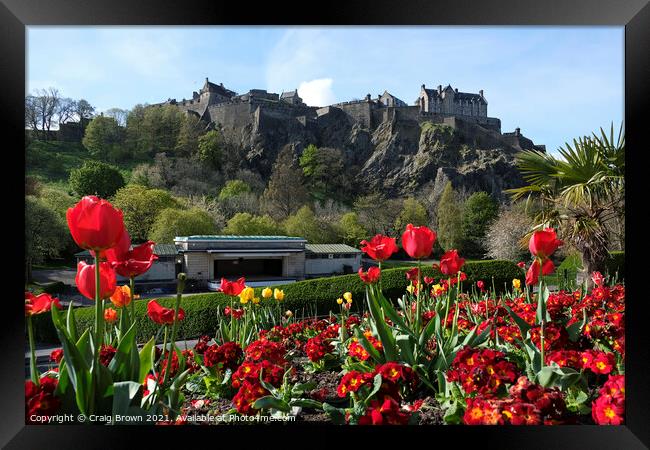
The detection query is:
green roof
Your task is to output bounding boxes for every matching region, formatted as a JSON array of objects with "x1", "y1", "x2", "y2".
[
  {"x1": 75, "y1": 244, "x2": 179, "y2": 258},
  {"x1": 305, "y1": 244, "x2": 361, "y2": 254},
  {"x1": 175, "y1": 235, "x2": 306, "y2": 241}
]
